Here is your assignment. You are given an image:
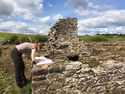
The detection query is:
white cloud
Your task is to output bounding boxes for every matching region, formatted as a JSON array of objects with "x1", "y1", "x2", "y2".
[
  {"x1": 79, "y1": 10, "x2": 125, "y2": 28},
  {"x1": 39, "y1": 16, "x2": 50, "y2": 23},
  {"x1": 48, "y1": 3, "x2": 55, "y2": 8},
  {"x1": 0, "y1": 21, "x2": 29, "y2": 33},
  {"x1": 0, "y1": 0, "x2": 50, "y2": 34},
  {"x1": 0, "y1": 21, "x2": 51, "y2": 34},
  {"x1": 16, "y1": 0, "x2": 43, "y2": 12},
  {"x1": 78, "y1": 10, "x2": 125, "y2": 35},
  {"x1": 69, "y1": 0, "x2": 89, "y2": 9},
  {"x1": 52, "y1": 14, "x2": 63, "y2": 20},
  {"x1": 75, "y1": 9, "x2": 102, "y2": 17},
  {"x1": 69, "y1": 0, "x2": 113, "y2": 17},
  {"x1": 0, "y1": 0, "x2": 43, "y2": 20},
  {"x1": 0, "y1": 0, "x2": 13, "y2": 16},
  {"x1": 35, "y1": 25, "x2": 51, "y2": 34},
  {"x1": 69, "y1": 0, "x2": 125, "y2": 35}
]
